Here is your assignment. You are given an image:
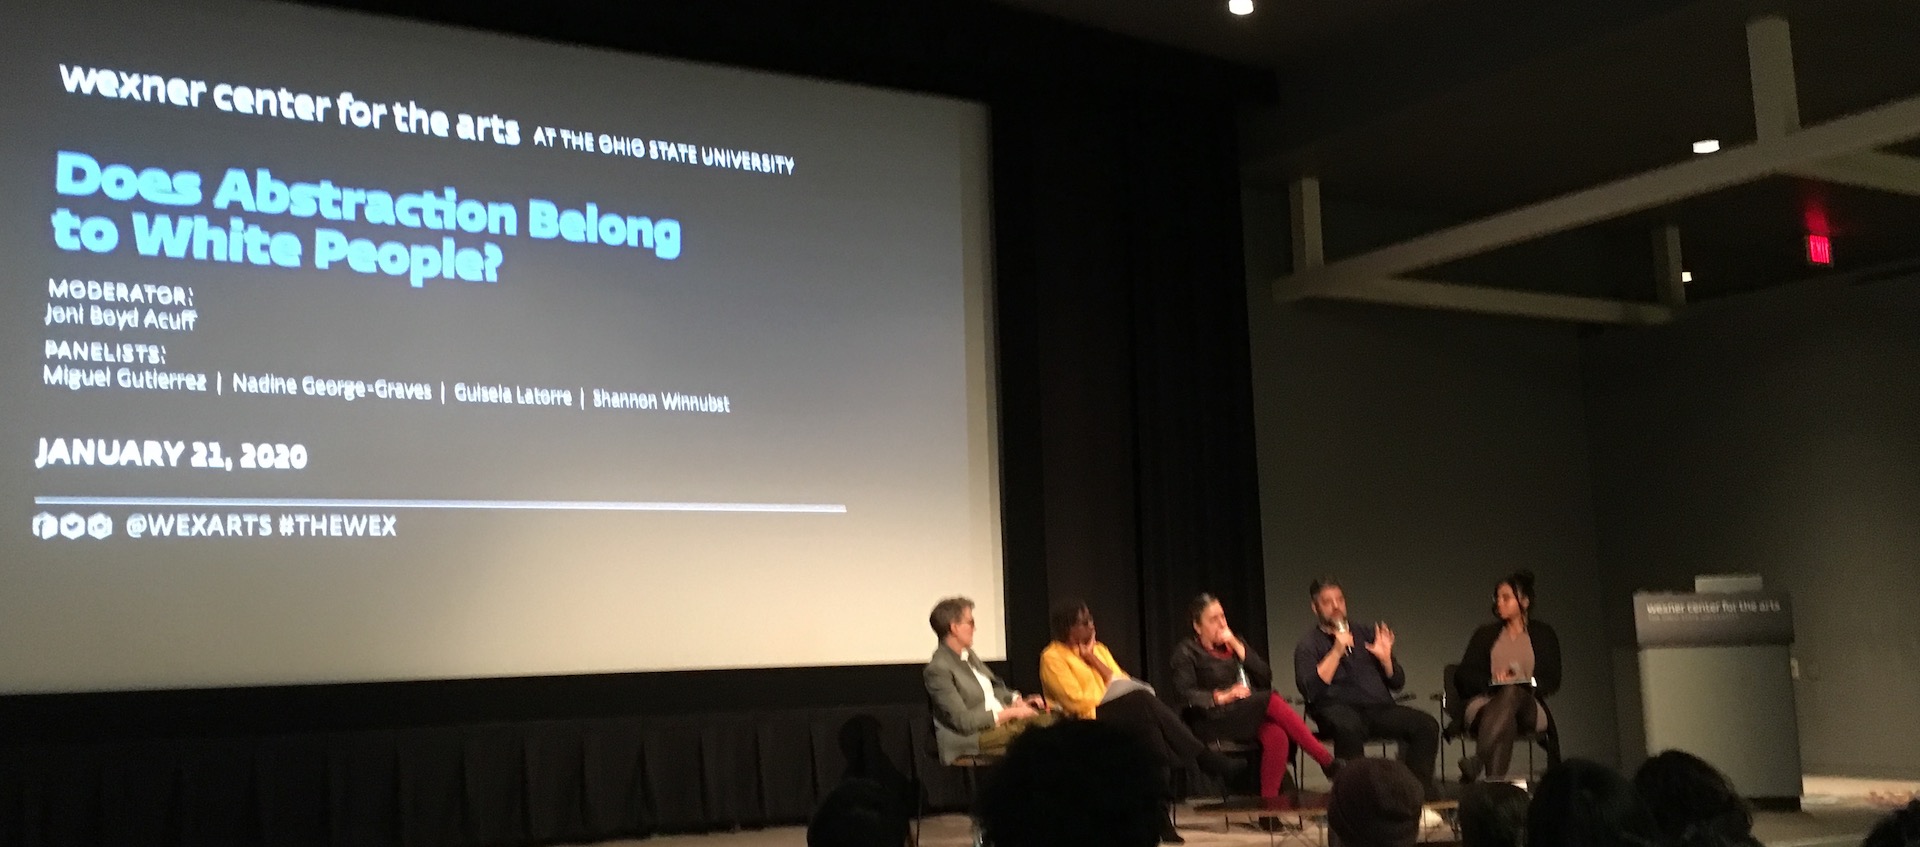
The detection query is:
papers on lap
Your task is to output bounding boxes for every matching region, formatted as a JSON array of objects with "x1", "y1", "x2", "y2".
[{"x1": 1101, "y1": 677, "x2": 1155, "y2": 703}]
